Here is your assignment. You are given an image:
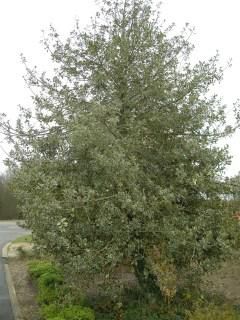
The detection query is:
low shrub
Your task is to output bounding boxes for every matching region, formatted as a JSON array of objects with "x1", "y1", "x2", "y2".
[
  {"x1": 187, "y1": 304, "x2": 240, "y2": 320},
  {"x1": 28, "y1": 259, "x2": 95, "y2": 320},
  {"x1": 62, "y1": 305, "x2": 95, "y2": 320},
  {"x1": 28, "y1": 260, "x2": 64, "y2": 305},
  {"x1": 31, "y1": 260, "x2": 240, "y2": 320},
  {"x1": 94, "y1": 298, "x2": 185, "y2": 320},
  {"x1": 91, "y1": 286, "x2": 187, "y2": 320},
  {"x1": 56, "y1": 285, "x2": 86, "y2": 306},
  {"x1": 124, "y1": 307, "x2": 183, "y2": 320},
  {"x1": 28, "y1": 260, "x2": 60, "y2": 279},
  {"x1": 38, "y1": 271, "x2": 63, "y2": 288},
  {"x1": 41, "y1": 304, "x2": 61, "y2": 318},
  {"x1": 41, "y1": 303, "x2": 95, "y2": 320},
  {"x1": 38, "y1": 285, "x2": 59, "y2": 305}
]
